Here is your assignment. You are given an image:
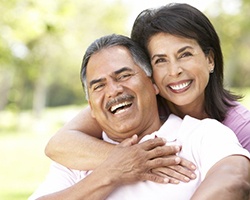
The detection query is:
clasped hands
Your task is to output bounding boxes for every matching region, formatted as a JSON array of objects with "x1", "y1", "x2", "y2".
[{"x1": 97, "y1": 135, "x2": 197, "y2": 186}]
